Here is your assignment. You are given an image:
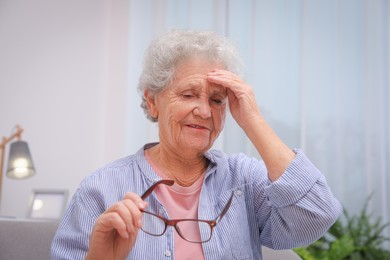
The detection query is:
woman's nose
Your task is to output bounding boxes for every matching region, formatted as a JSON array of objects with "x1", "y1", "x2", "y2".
[{"x1": 193, "y1": 99, "x2": 211, "y2": 119}]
